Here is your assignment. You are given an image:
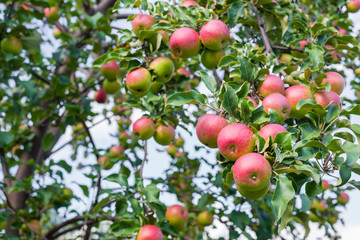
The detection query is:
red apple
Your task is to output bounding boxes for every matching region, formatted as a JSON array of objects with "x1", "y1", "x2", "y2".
[
  {"x1": 285, "y1": 85, "x2": 313, "y2": 119},
  {"x1": 217, "y1": 123, "x2": 255, "y2": 161},
  {"x1": 94, "y1": 88, "x2": 107, "y2": 103},
  {"x1": 196, "y1": 114, "x2": 228, "y2": 148},
  {"x1": 262, "y1": 93, "x2": 291, "y2": 122},
  {"x1": 299, "y1": 39, "x2": 309, "y2": 49},
  {"x1": 149, "y1": 57, "x2": 175, "y2": 83},
  {"x1": 200, "y1": 20, "x2": 230, "y2": 50},
  {"x1": 180, "y1": 0, "x2": 200, "y2": 7},
  {"x1": 170, "y1": 27, "x2": 201, "y2": 58},
  {"x1": 246, "y1": 96, "x2": 258, "y2": 108},
  {"x1": 136, "y1": 225, "x2": 163, "y2": 240},
  {"x1": 109, "y1": 146, "x2": 125, "y2": 158},
  {"x1": 311, "y1": 199, "x2": 327, "y2": 212},
  {"x1": 103, "y1": 79, "x2": 120, "y2": 94},
  {"x1": 258, "y1": 75, "x2": 285, "y2": 97},
  {"x1": 1, "y1": 36, "x2": 22, "y2": 55},
  {"x1": 236, "y1": 182, "x2": 270, "y2": 200},
  {"x1": 167, "y1": 145, "x2": 177, "y2": 157},
  {"x1": 53, "y1": 28, "x2": 61, "y2": 38},
  {"x1": 126, "y1": 68, "x2": 152, "y2": 97},
  {"x1": 337, "y1": 191, "x2": 349, "y2": 205},
  {"x1": 44, "y1": 7, "x2": 60, "y2": 22},
  {"x1": 132, "y1": 14, "x2": 155, "y2": 36},
  {"x1": 154, "y1": 124, "x2": 175, "y2": 145},
  {"x1": 101, "y1": 61, "x2": 119, "y2": 81},
  {"x1": 165, "y1": 205, "x2": 188, "y2": 231},
  {"x1": 347, "y1": 0, "x2": 359, "y2": 12},
  {"x1": 259, "y1": 124, "x2": 287, "y2": 141},
  {"x1": 133, "y1": 117, "x2": 155, "y2": 140},
  {"x1": 197, "y1": 210, "x2": 213, "y2": 226},
  {"x1": 200, "y1": 48, "x2": 225, "y2": 69},
  {"x1": 314, "y1": 90, "x2": 341, "y2": 108},
  {"x1": 176, "y1": 68, "x2": 191, "y2": 78},
  {"x1": 322, "y1": 180, "x2": 331, "y2": 191},
  {"x1": 322, "y1": 72, "x2": 345, "y2": 95},
  {"x1": 338, "y1": 28, "x2": 347, "y2": 35}
]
